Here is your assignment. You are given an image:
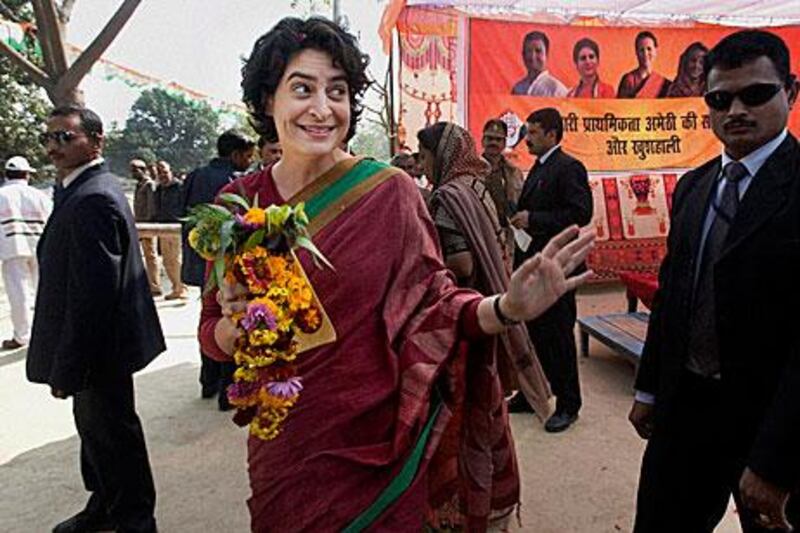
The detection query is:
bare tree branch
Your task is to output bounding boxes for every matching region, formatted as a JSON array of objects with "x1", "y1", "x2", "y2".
[
  {"x1": 57, "y1": 0, "x2": 77, "y2": 24},
  {"x1": 0, "y1": 0, "x2": 22, "y2": 22},
  {"x1": 31, "y1": 0, "x2": 69, "y2": 76},
  {"x1": 56, "y1": 0, "x2": 141, "y2": 99},
  {"x1": 0, "y1": 37, "x2": 52, "y2": 88}
]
